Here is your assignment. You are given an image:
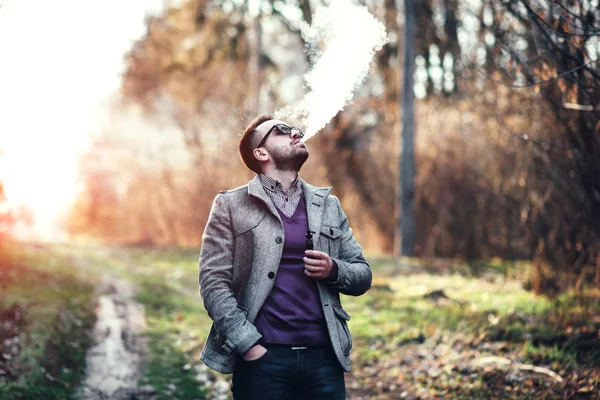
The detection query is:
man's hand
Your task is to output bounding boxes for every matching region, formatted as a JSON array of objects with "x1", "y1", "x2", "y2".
[
  {"x1": 303, "y1": 250, "x2": 333, "y2": 279},
  {"x1": 242, "y1": 344, "x2": 267, "y2": 361}
]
